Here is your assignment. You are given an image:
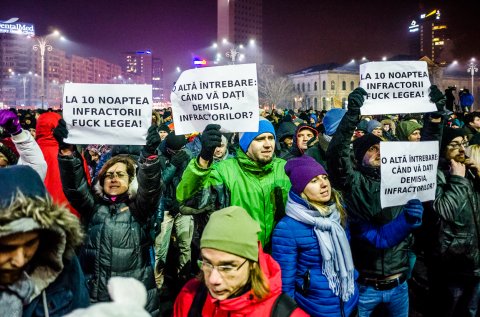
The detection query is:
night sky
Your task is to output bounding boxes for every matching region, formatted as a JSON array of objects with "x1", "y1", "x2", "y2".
[{"x1": 3, "y1": 0, "x2": 479, "y2": 88}]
